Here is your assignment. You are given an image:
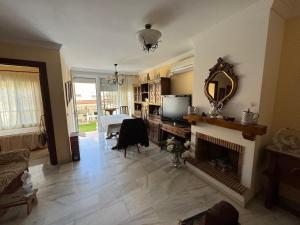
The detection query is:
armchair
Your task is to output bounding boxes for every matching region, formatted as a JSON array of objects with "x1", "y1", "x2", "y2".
[{"x1": 0, "y1": 149, "x2": 30, "y2": 194}]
